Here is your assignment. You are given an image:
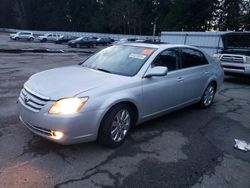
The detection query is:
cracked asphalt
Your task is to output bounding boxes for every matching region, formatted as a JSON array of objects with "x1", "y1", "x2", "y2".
[{"x1": 0, "y1": 32, "x2": 250, "y2": 188}]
